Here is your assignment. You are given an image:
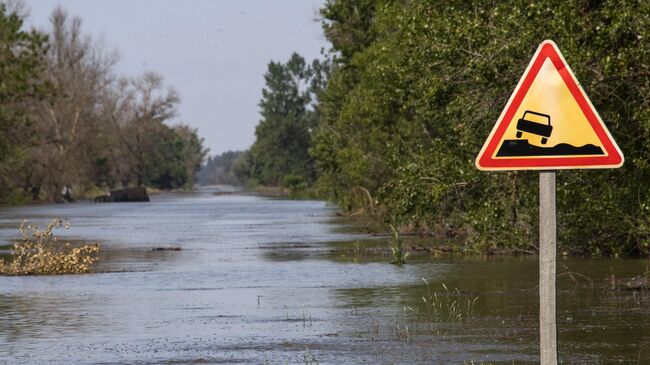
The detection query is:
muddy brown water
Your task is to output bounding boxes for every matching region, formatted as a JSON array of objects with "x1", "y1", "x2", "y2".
[{"x1": 0, "y1": 186, "x2": 648, "y2": 364}]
